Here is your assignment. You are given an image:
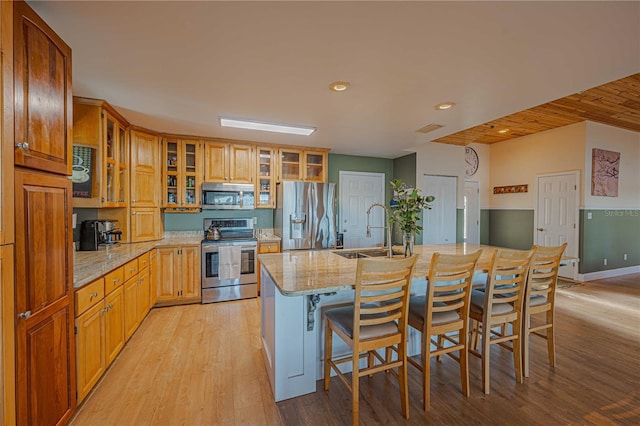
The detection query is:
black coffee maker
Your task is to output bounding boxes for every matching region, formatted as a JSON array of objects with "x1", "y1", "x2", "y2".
[{"x1": 79, "y1": 220, "x2": 122, "y2": 251}]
